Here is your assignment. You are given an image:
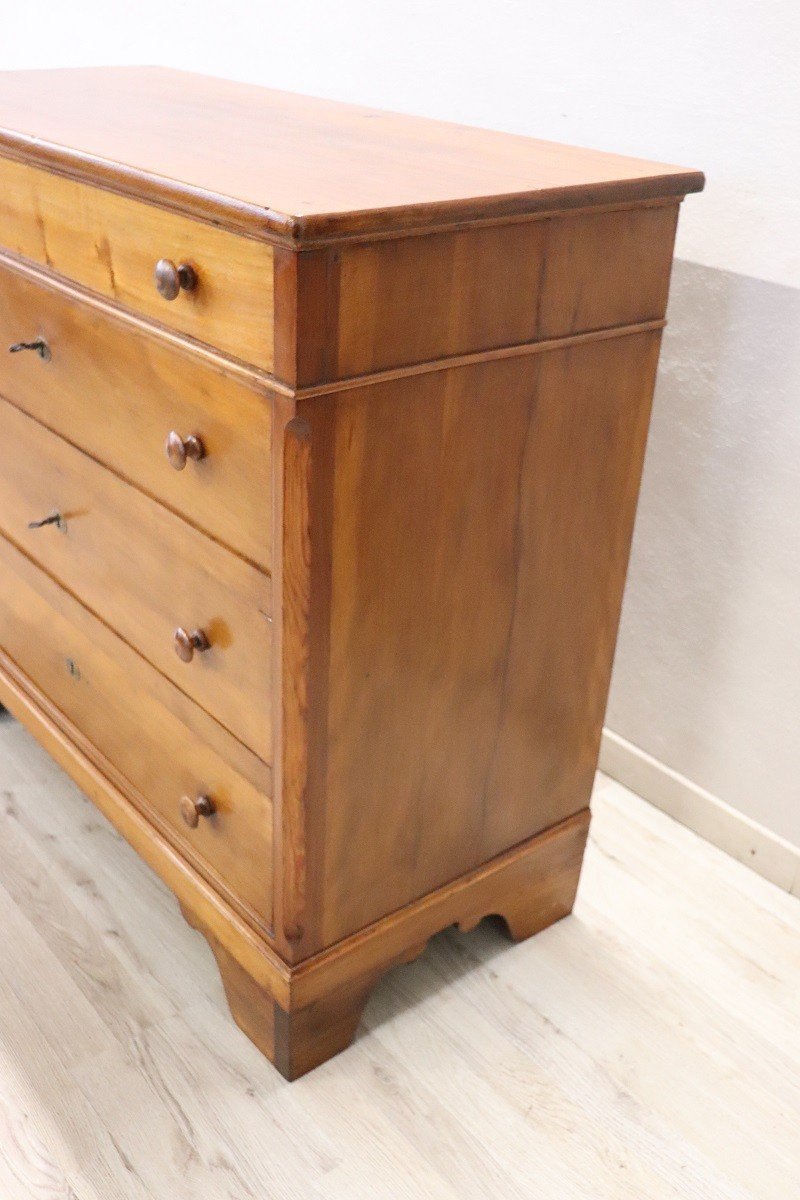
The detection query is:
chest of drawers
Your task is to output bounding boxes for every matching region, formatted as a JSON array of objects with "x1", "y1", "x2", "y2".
[{"x1": 0, "y1": 67, "x2": 702, "y2": 1078}]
